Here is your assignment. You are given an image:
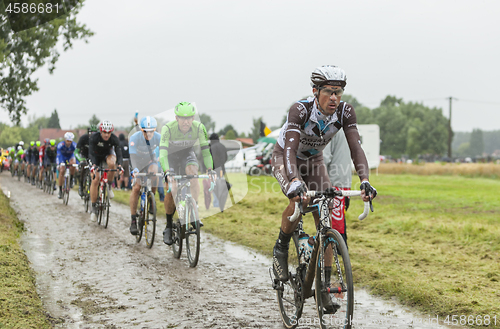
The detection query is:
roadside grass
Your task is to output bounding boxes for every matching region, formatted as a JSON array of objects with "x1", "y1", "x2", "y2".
[
  {"x1": 115, "y1": 173, "x2": 500, "y2": 325},
  {"x1": 378, "y1": 162, "x2": 500, "y2": 179},
  {"x1": 0, "y1": 189, "x2": 52, "y2": 328}
]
